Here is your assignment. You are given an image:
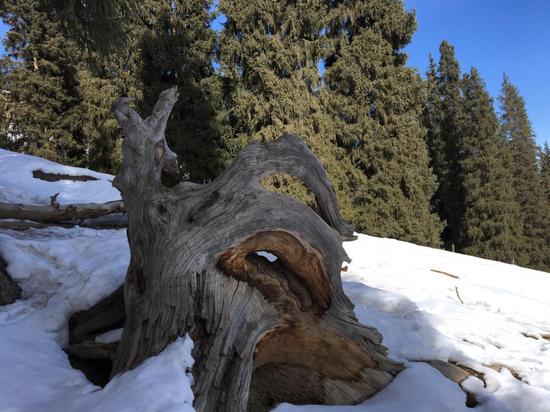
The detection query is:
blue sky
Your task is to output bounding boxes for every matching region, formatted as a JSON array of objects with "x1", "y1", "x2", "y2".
[
  {"x1": 1, "y1": 1, "x2": 548, "y2": 145},
  {"x1": 403, "y1": 0, "x2": 550, "y2": 146}
]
